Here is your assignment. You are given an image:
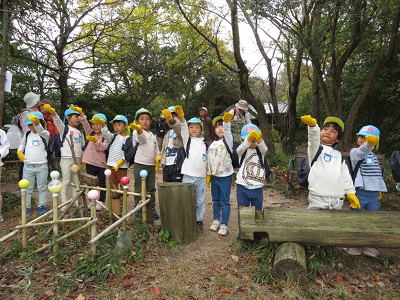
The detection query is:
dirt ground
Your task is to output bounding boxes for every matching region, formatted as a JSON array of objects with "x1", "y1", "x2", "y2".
[{"x1": 1, "y1": 169, "x2": 399, "y2": 299}]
